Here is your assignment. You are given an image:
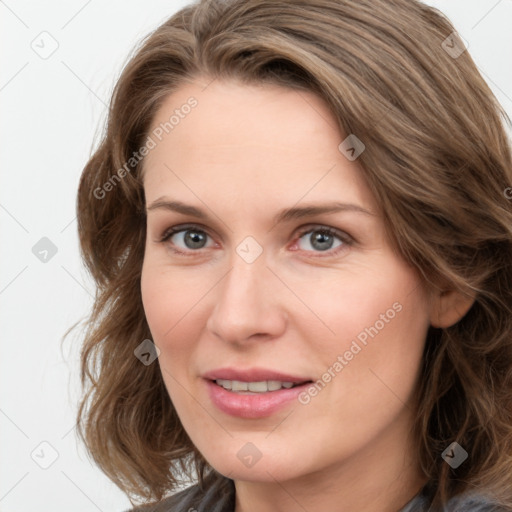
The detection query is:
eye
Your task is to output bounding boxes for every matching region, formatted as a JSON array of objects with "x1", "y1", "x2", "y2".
[
  {"x1": 157, "y1": 223, "x2": 353, "y2": 257},
  {"x1": 158, "y1": 224, "x2": 215, "y2": 256},
  {"x1": 293, "y1": 225, "x2": 353, "y2": 256}
]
